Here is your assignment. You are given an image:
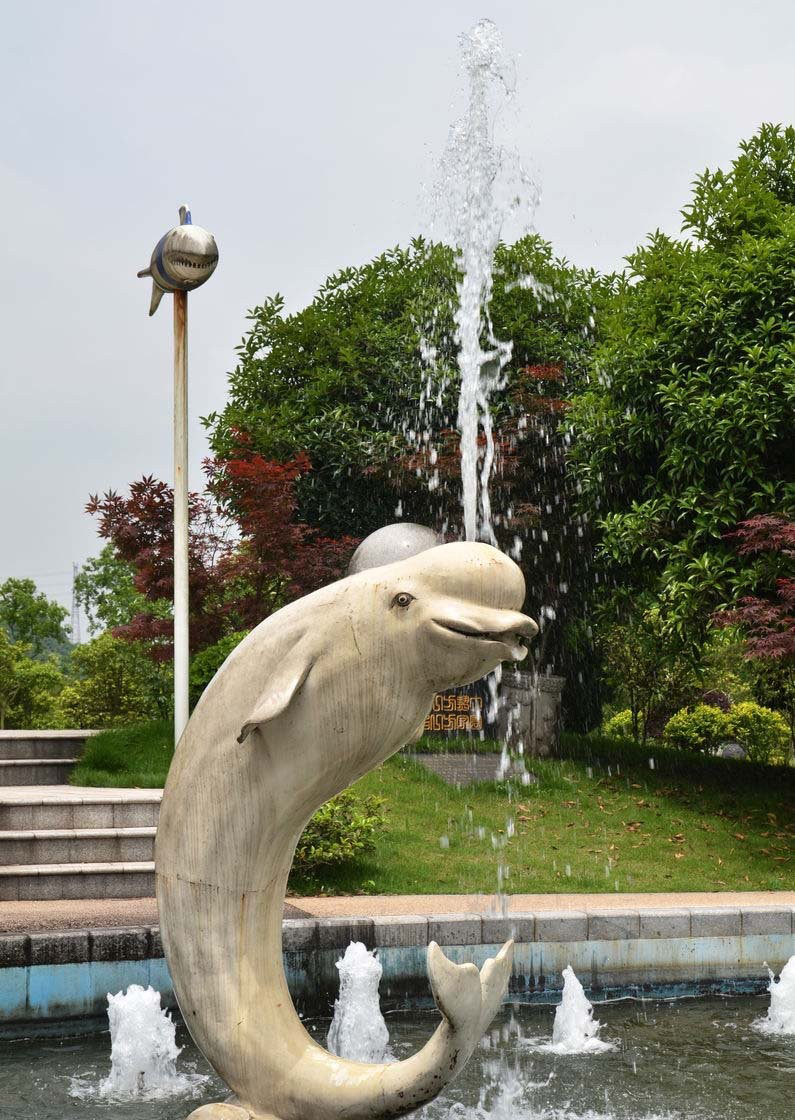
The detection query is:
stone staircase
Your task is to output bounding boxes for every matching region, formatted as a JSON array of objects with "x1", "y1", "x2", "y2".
[{"x1": 0, "y1": 732, "x2": 161, "y2": 901}]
